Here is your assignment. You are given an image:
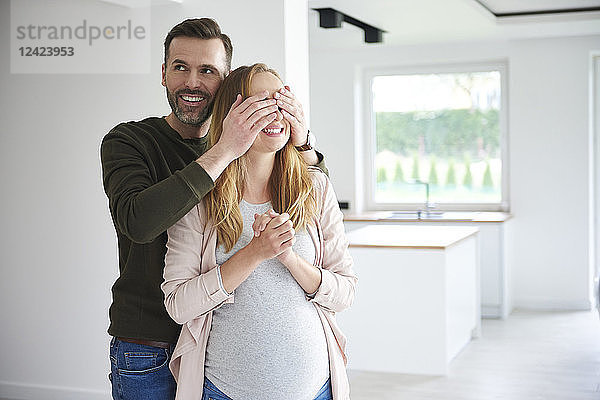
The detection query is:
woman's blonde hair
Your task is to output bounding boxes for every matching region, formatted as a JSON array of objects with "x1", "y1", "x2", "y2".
[{"x1": 205, "y1": 63, "x2": 317, "y2": 252}]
